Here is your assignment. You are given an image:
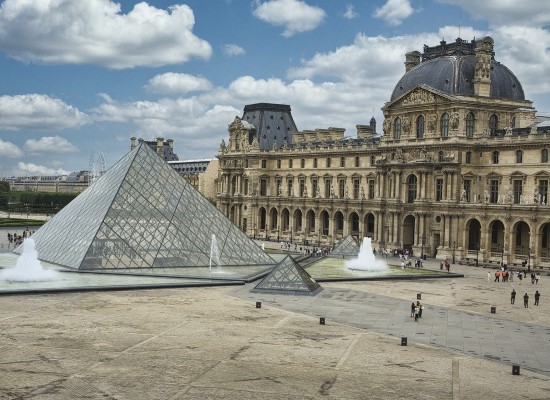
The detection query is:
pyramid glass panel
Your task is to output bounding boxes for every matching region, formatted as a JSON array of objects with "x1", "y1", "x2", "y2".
[
  {"x1": 16, "y1": 143, "x2": 275, "y2": 278},
  {"x1": 253, "y1": 255, "x2": 322, "y2": 295},
  {"x1": 329, "y1": 235, "x2": 360, "y2": 258}
]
